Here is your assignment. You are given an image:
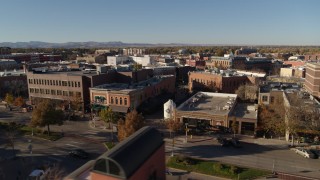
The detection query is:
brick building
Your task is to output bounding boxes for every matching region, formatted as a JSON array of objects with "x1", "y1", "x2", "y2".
[
  {"x1": 304, "y1": 54, "x2": 320, "y2": 61},
  {"x1": 188, "y1": 71, "x2": 264, "y2": 93},
  {"x1": 232, "y1": 57, "x2": 273, "y2": 73},
  {"x1": 185, "y1": 59, "x2": 206, "y2": 69},
  {"x1": 0, "y1": 74, "x2": 27, "y2": 97},
  {"x1": 90, "y1": 75, "x2": 176, "y2": 112},
  {"x1": 305, "y1": 63, "x2": 320, "y2": 98}
]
